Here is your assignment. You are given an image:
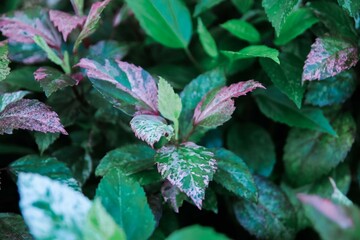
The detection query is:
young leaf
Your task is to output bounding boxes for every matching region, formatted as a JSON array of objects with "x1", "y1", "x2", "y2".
[
  {"x1": 254, "y1": 87, "x2": 336, "y2": 135},
  {"x1": 95, "y1": 168, "x2": 156, "y2": 240},
  {"x1": 194, "y1": 0, "x2": 225, "y2": 16},
  {"x1": 222, "y1": 45, "x2": 280, "y2": 64},
  {"x1": 71, "y1": 0, "x2": 84, "y2": 16},
  {"x1": 262, "y1": 0, "x2": 298, "y2": 36},
  {"x1": 329, "y1": 178, "x2": 353, "y2": 206},
  {"x1": 34, "y1": 67, "x2": 78, "y2": 97},
  {"x1": 213, "y1": 148, "x2": 258, "y2": 201},
  {"x1": 302, "y1": 36, "x2": 358, "y2": 81},
  {"x1": 193, "y1": 80, "x2": 264, "y2": 128},
  {"x1": 125, "y1": 0, "x2": 192, "y2": 49},
  {"x1": 49, "y1": 10, "x2": 85, "y2": 41},
  {"x1": 0, "y1": 99, "x2": 67, "y2": 135},
  {"x1": 221, "y1": 19, "x2": 260, "y2": 43},
  {"x1": 283, "y1": 113, "x2": 356, "y2": 187},
  {"x1": 34, "y1": 132, "x2": 60, "y2": 154},
  {"x1": 338, "y1": 0, "x2": 360, "y2": 28},
  {"x1": 155, "y1": 142, "x2": 217, "y2": 209},
  {"x1": 18, "y1": 173, "x2": 92, "y2": 240},
  {"x1": 275, "y1": 8, "x2": 318, "y2": 46},
  {"x1": 33, "y1": 35, "x2": 63, "y2": 66},
  {"x1": 0, "y1": 90, "x2": 29, "y2": 112},
  {"x1": 0, "y1": 42, "x2": 10, "y2": 82},
  {"x1": 197, "y1": 18, "x2": 218, "y2": 58},
  {"x1": 73, "y1": 0, "x2": 111, "y2": 51},
  {"x1": 167, "y1": 225, "x2": 230, "y2": 240},
  {"x1": 0, "y1": 213, "x2": 32, "y2": 240}
]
